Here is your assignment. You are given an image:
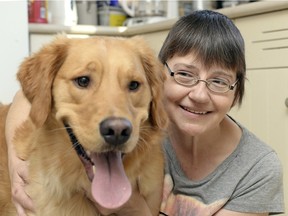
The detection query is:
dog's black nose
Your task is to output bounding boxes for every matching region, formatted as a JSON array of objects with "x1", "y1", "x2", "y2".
[{"x1": 100, "y1": 117, "x2": 132, "y2": 146}]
